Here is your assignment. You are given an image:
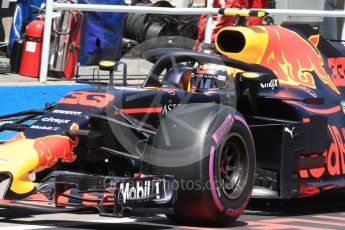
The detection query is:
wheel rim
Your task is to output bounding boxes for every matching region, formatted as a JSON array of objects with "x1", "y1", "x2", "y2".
[{"x1": 218, "y1": 134, "x2": 248, "y2": 200}]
